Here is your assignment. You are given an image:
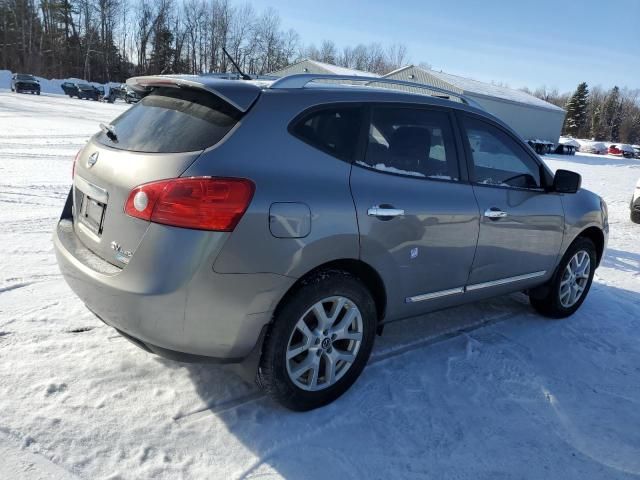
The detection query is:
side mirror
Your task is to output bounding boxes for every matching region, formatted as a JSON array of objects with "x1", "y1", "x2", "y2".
[{"x1": 553, "y1": 169, "x2": 581, "y2": 193}]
